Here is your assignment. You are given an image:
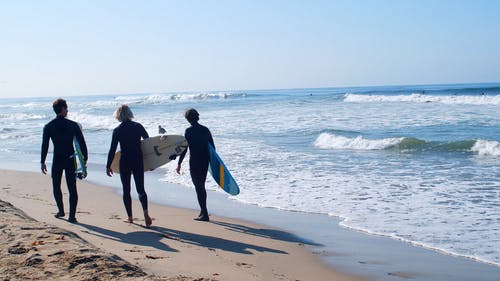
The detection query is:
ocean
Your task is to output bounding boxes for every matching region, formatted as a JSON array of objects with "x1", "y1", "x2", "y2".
[{"x1": 1, "y1": 83, "x2": 499, "y2": 267}]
